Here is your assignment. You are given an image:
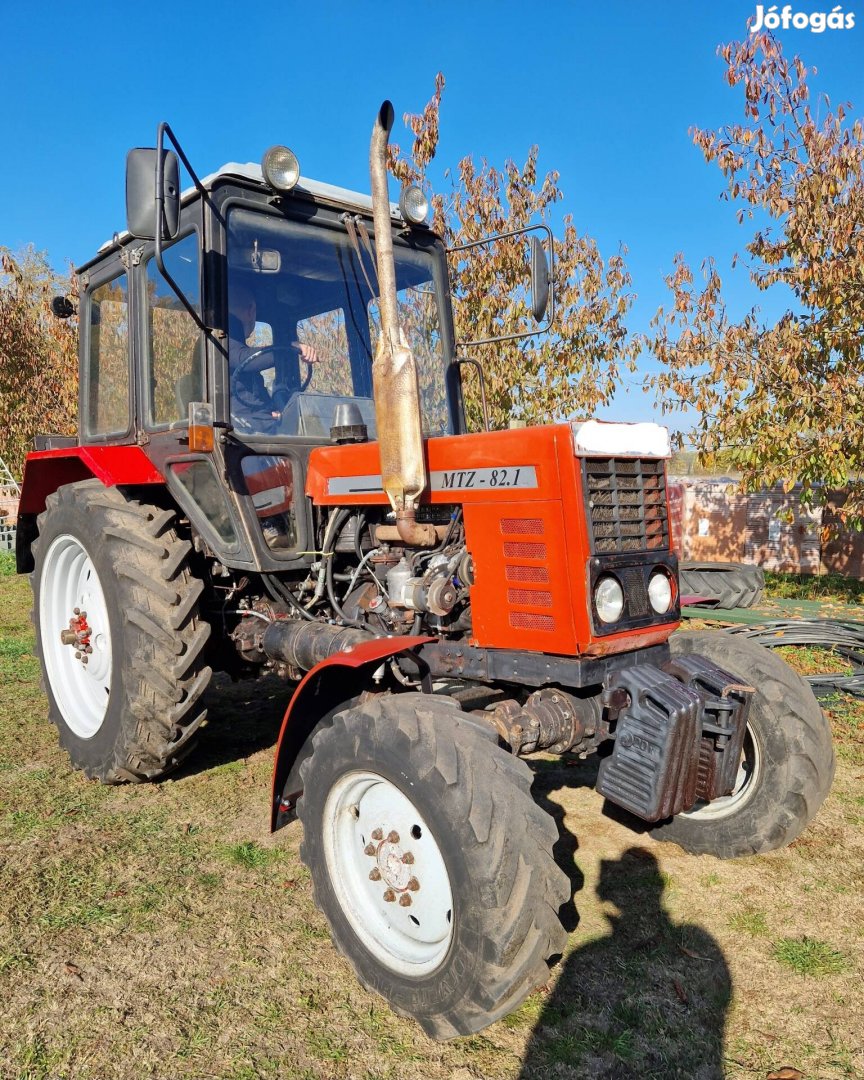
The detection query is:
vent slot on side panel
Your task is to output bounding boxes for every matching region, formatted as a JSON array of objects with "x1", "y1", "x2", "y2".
[
  {"x1": 507, "y1": 588, "x2": 553, "y2": 608},
  {"x1": 506, "y1": 565, "x2": 550, "y2": 583},
  {"x1": 500, "y1": 517, "x2": 543, "y2": 534},
  {"x1": 510, "y1": 612, "x2": 555, "y2": 631}
]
